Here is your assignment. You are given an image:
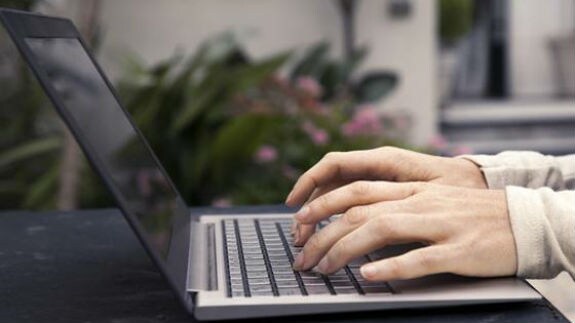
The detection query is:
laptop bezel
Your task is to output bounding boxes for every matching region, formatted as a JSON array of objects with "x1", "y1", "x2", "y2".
[{"x1": 0, "y1": 8, "x2": 195, "y2": 314}]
